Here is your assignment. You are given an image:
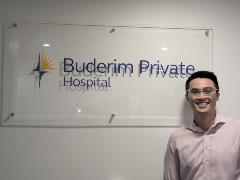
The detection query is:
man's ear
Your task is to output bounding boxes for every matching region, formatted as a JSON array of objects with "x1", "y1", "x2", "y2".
[{"x1": 185, "y1": 94, "x2": 189, "y2": 101}]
